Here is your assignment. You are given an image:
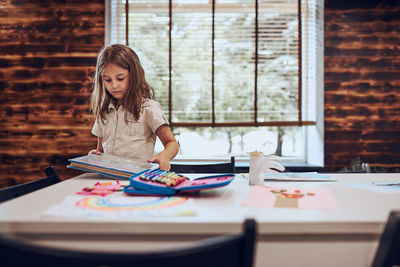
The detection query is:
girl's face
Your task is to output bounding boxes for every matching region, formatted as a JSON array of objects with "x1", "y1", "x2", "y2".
[{"x1": 102, "y1": 63, "x2": 129, "y2": 105}]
